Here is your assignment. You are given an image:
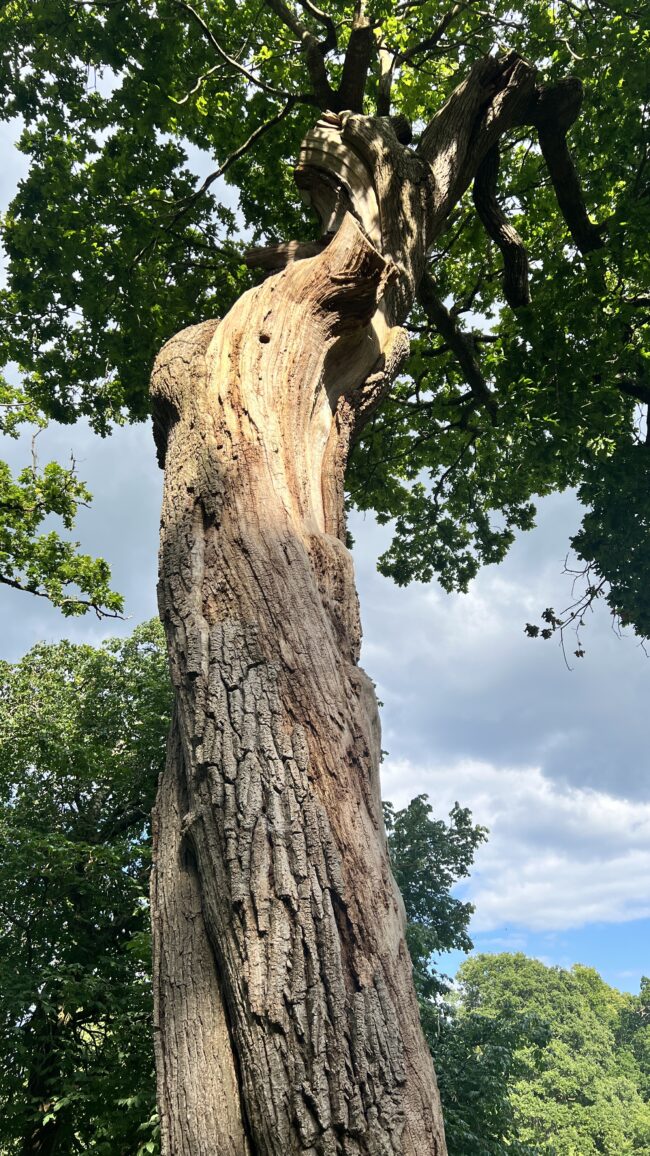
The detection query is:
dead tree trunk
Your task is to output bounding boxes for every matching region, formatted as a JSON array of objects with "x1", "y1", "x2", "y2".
[{"x1": 151, "y1": 56, "x2": 593, "y2": 1154}]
